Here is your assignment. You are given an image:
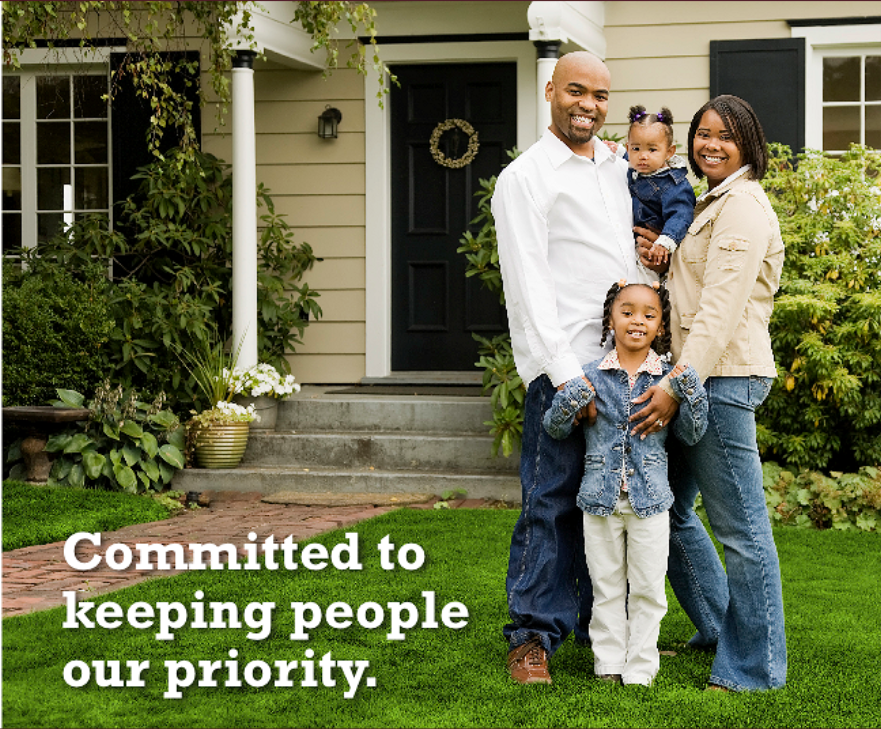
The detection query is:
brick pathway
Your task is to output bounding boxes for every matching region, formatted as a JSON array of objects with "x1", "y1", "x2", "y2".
[{"x1": 2, "y1": 491, "x2": 498, "y2": 617}]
